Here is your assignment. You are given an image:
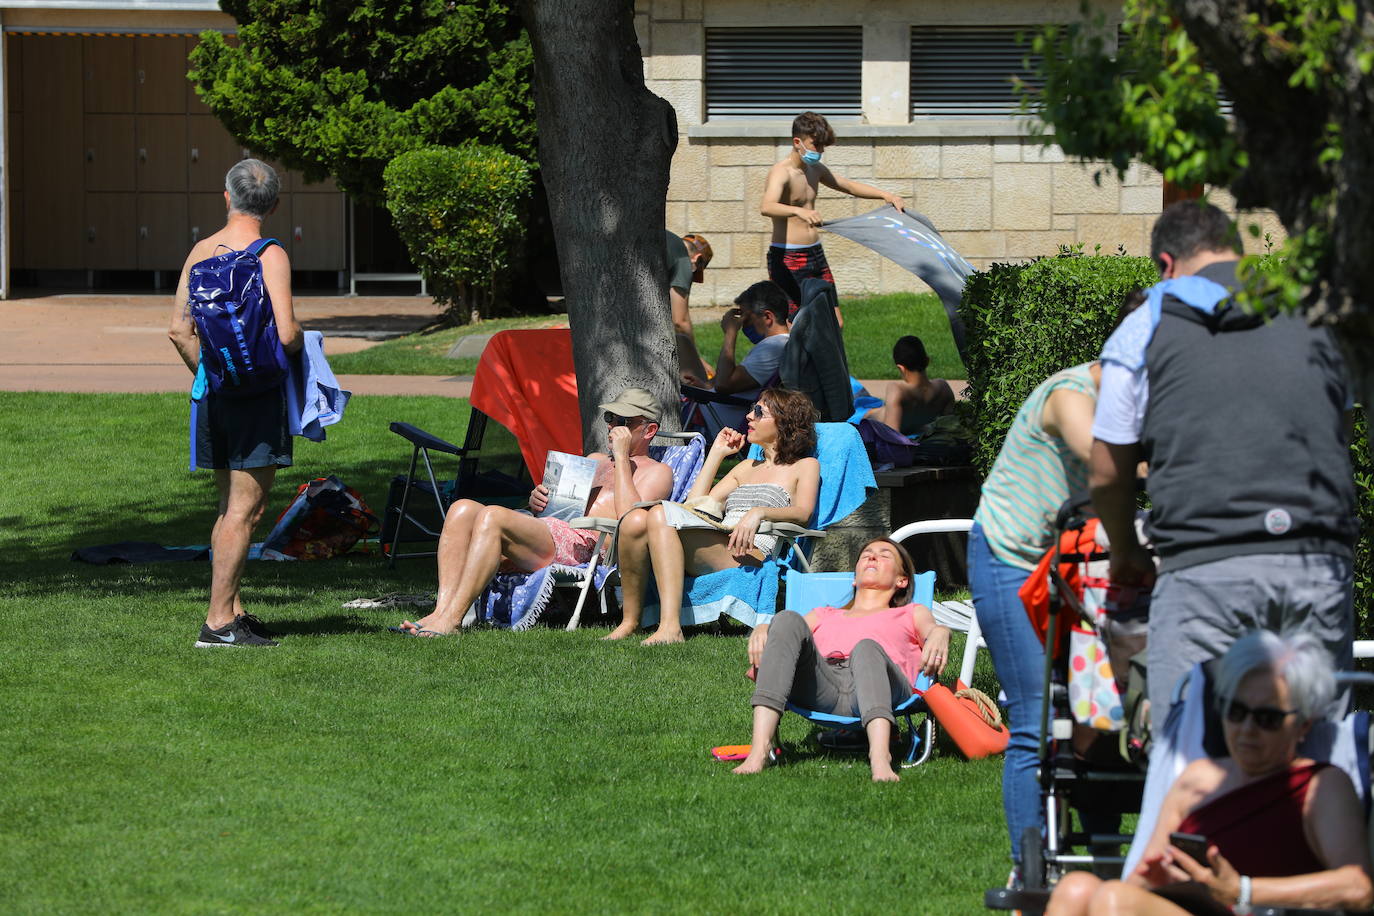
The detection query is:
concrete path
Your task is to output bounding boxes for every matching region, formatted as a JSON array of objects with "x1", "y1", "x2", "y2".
[{"x1": 0, "y1": 292, "x2": 964, "y2": 400}]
